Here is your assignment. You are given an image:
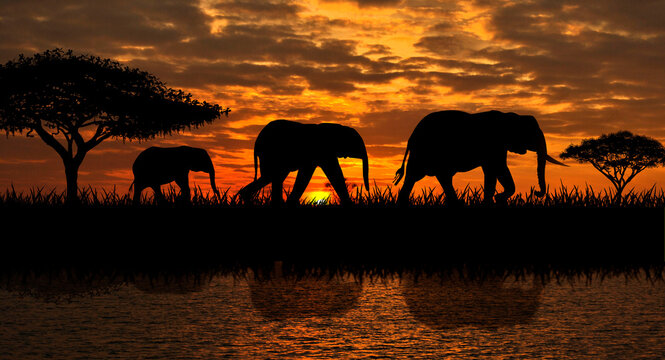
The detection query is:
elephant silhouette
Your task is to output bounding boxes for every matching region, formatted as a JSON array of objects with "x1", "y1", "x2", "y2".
[
  {"x1": 394, "y1": 110, "x2": 566, "y2": 206},
  {"x1": 130, "y1": 146, "x2": 220, "y2": 205},
  {"x1": 238, "y1": 120, "x2": 370, "y2": 206}
]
